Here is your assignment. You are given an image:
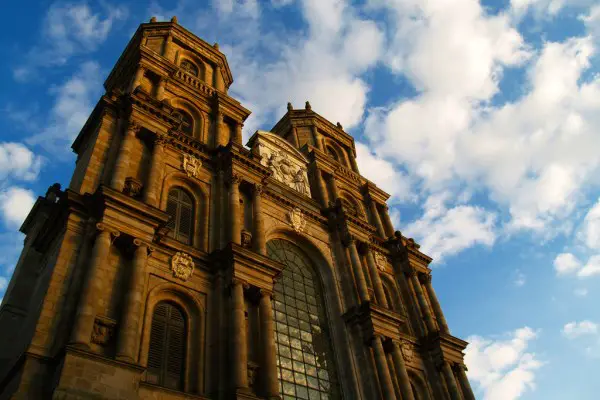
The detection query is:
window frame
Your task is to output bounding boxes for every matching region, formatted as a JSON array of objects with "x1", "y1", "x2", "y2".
[{"x1": 166, "y1": 187, "x2": 194, "y2": 245}]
